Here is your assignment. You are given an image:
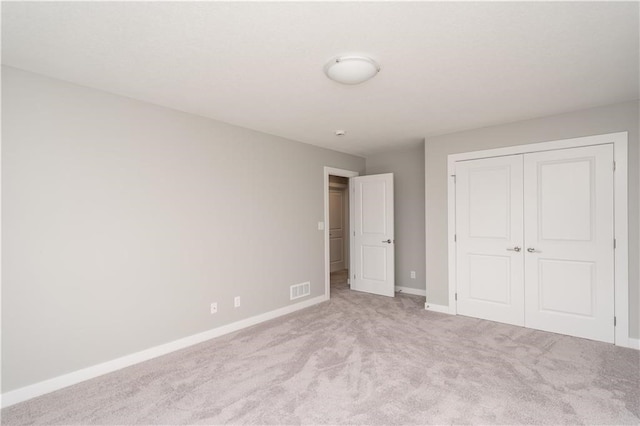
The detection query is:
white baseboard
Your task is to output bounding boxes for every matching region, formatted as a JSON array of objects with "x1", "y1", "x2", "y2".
[
  {"x1": 424, "y1": 302, "x2": 452, "y2": 314},
  {"x1": 421, "y1": 305, "x2": 639, "y2": 349},
  {"x1": 395, "y1": 286, "x2": 426, "y2": 297},
  {"x1": 1, "y1": 295, "x2": 326, "y2": 408},
  {"x1": 626, "y1": 338, "x2": 640, "y2": 350}
]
